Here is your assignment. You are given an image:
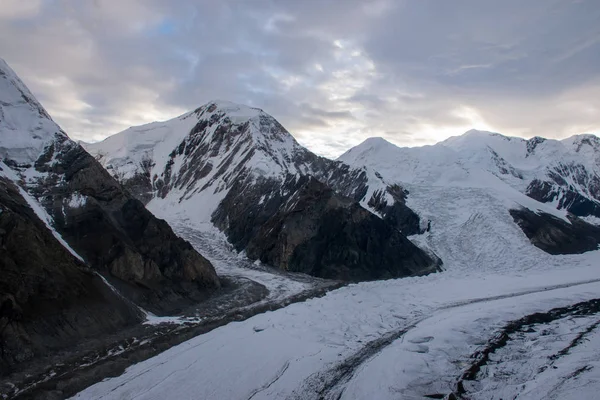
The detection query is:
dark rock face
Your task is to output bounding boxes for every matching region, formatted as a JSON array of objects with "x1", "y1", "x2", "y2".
[
  {"x1": 212, "y1": 173, "x2": 299, "y2": 252},
  {"x1": 210, "y1": 166, "x2": 440, "y2": 281},
  {"x1": 509, "y1": 208, "x2": 600, "y2": 254},
  {"x1": 367, "y1": 184, "x2": 423, "y2": 235},
  {"x1": 242, "y1": 178, "x2": 442, "y2": 281},
  {"x1": 0, "y1": 176, "x2": 142, "y2": 372},
  {"x1": 26, "y1": 134, "x2": 220, "y2": 314},
  {"x1": 528, "y1": 178, "x2": 600, "y2": 218},
  {"x1": 526, "y1": 163, "x2": 600, "y2": 218},
  {"x1": 120, "y1": 154, "x2": 155, "y2": 204}
]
